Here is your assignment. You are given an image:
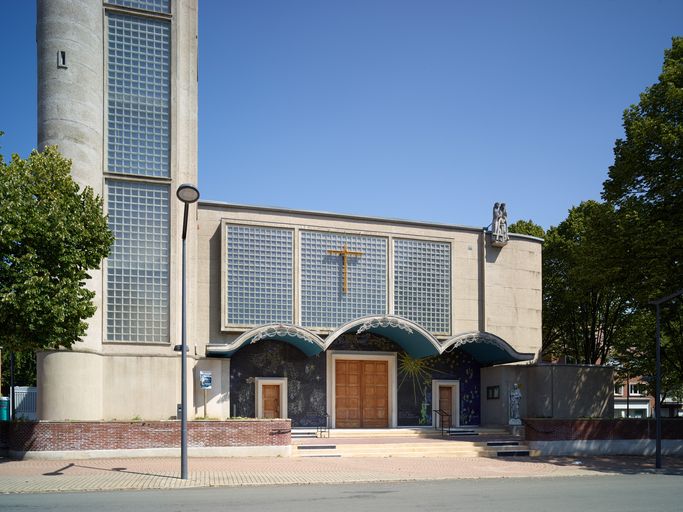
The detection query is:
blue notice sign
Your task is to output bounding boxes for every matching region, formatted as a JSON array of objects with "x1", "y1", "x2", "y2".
[{"x1": 199, "y1": 371, "x2": 212, "y2": 390}]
